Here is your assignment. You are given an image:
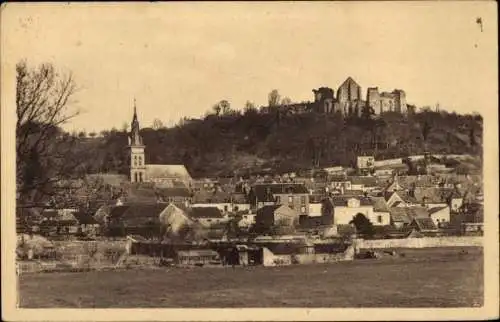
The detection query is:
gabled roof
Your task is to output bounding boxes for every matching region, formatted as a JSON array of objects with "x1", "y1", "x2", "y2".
[
  {"x1": 411, "y1": 217, "x2": 438, "y2": 231},
  {"x1": 108, "y1": 203, "x2": 169, "y2": 219},
  {"x1": 190, "y1": 207, "x2": 224, "y2": 219},
  {"x1": 389, "y1": 208, "x2": 412, "y2": 224}
]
